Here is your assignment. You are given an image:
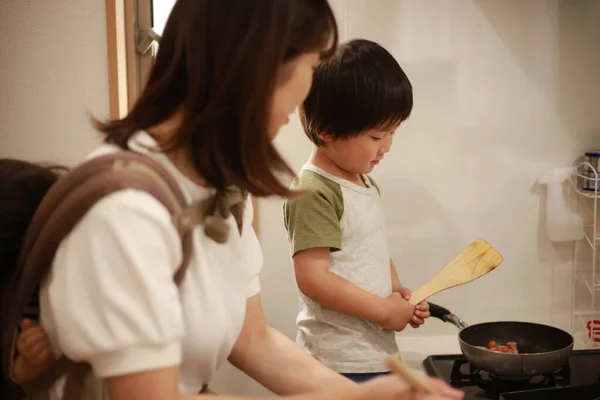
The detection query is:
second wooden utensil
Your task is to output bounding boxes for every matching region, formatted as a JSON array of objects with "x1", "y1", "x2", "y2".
[
  {"x1": 384, "y1": 355, "x2": 437, "y2": 395},
  {"x1": 407, "y1": 239, "x2": 503, "y2": 305}
]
